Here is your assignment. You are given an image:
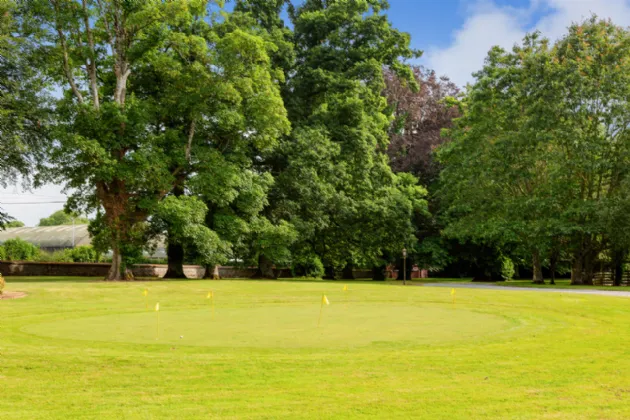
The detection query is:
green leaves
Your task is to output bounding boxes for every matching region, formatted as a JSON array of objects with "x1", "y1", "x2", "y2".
[{"x1": 439, "y1": 17, "x2": 630, "y2": 280}]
